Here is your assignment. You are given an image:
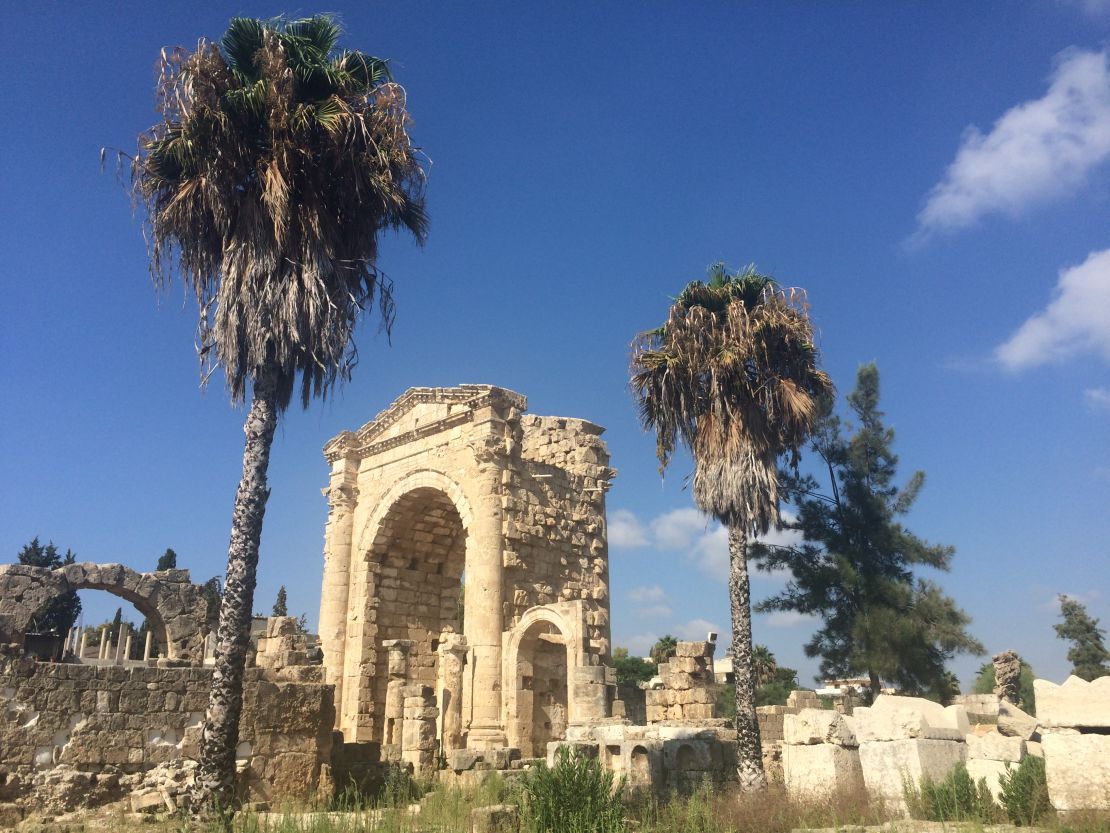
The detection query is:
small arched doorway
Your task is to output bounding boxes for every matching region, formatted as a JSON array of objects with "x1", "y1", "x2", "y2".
[{"x1": 513, "y1": 618, "x2": 570, "y2": 758}]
